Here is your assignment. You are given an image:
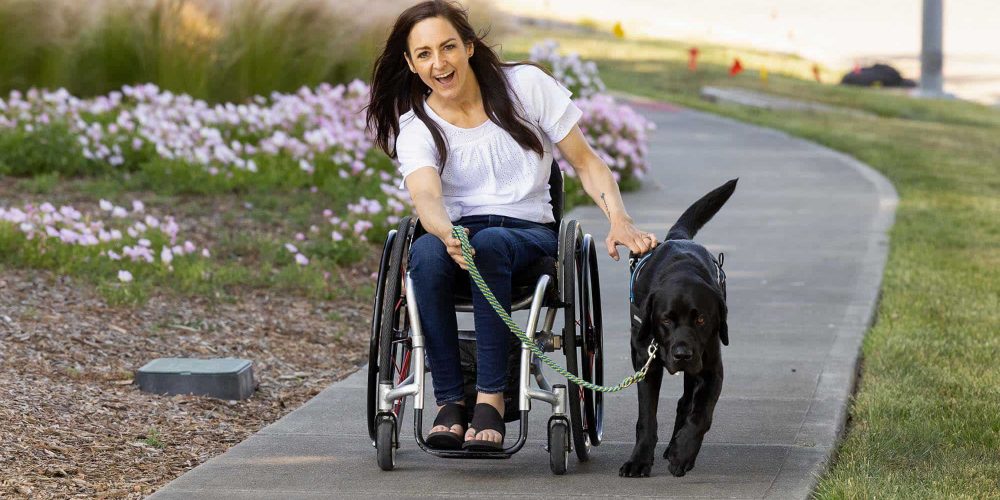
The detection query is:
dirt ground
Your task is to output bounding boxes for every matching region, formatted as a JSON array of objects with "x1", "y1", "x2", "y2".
[{"x1": 0, "y1": 264, "x2": 374, "y2": 499}]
